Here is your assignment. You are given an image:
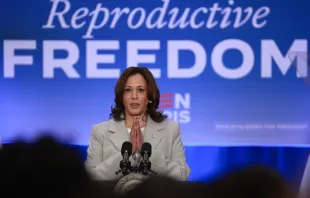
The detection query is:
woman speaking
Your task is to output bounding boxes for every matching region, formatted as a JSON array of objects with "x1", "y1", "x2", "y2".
[{"x1": 85, "y1": 66, "x2": 190, "y2": 181}]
